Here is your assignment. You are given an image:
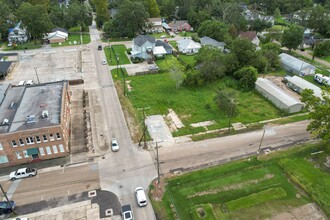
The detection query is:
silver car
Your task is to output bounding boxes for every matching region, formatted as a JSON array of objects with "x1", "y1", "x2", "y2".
[{"x1": 111, "y1": 138, "x2": 119, "y2": 152}]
